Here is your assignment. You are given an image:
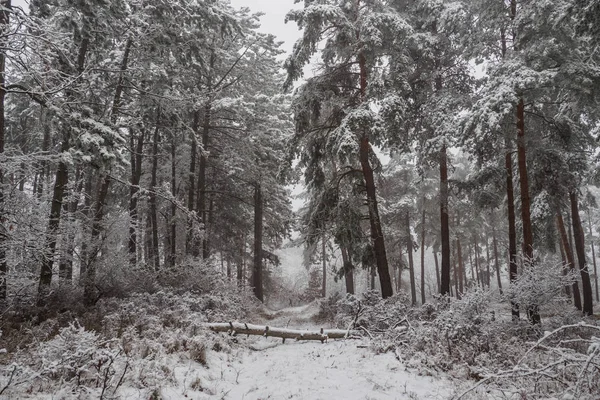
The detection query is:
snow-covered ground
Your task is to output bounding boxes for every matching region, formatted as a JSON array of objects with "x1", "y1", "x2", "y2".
[{"x1": 164, "y1": 303, "x2": 454, "y2": 400}]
